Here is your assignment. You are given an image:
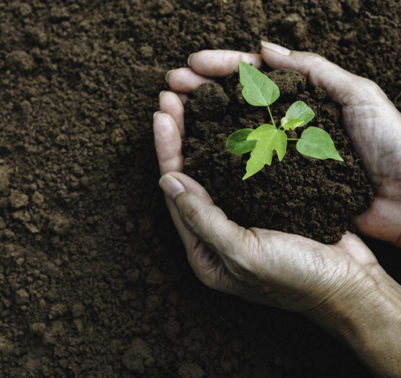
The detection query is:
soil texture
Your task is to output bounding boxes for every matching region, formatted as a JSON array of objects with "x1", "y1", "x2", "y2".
[
  {"x1": 0, "y1": 0, "x2": 400, "y2": 377},
  {"x1": 183, "y1": 70, "x2": 375, "y2": 244}
]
